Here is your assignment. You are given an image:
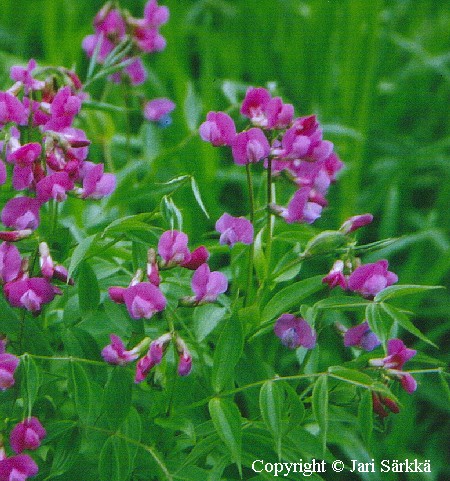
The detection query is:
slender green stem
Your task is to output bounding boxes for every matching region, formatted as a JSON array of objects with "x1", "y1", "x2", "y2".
[
  {"x1": 22, "y1": 353, "x2": 108, "y2": 367},
  {"x1": 266, "y1": 156, "x2": 274, "y2": 273},
  {"x1": 244, "y1": 164, "x2": 255, "y2": 306},
  {"x1": 122, "y1": 77, "x2": 132, "y2": 165}
]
